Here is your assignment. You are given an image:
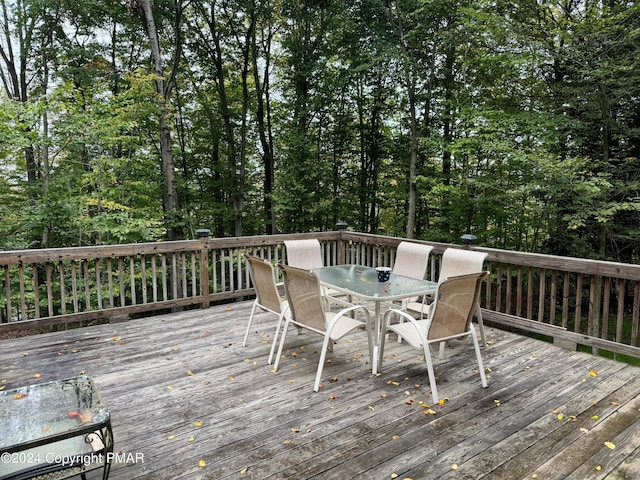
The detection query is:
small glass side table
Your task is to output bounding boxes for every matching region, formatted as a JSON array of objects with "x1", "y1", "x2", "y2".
[{"x1": 0, "y1": 375, "x2": 113, "y2": 480}]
